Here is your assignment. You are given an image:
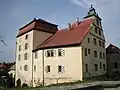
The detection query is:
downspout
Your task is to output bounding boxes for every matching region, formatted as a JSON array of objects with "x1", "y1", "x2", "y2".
[{"x1": 42, "y1": 49, "x2": 44, "y2": 86}]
